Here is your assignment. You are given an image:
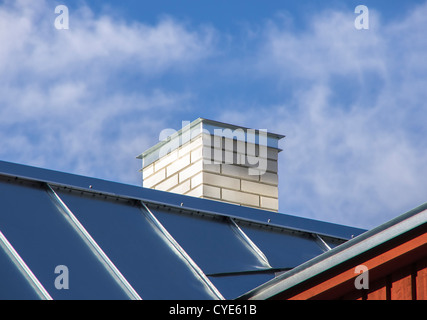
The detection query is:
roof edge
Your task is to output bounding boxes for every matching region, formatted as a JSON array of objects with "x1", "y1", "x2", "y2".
[
  {"x1": 0, "y1": 160, "x2": 365, "y2": 241},
  {"x1": 238, "y1": 201, "x2": 427, "y2": 300}
]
